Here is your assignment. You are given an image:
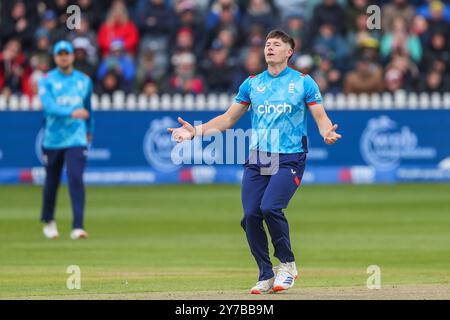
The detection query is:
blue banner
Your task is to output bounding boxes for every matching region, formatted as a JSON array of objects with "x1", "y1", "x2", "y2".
[{"x1": 0, "y1": 110, "x2": 449, "y2": 184}]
